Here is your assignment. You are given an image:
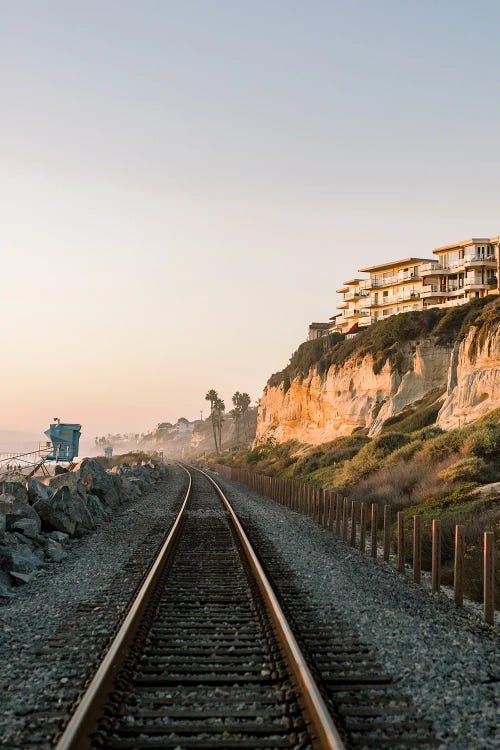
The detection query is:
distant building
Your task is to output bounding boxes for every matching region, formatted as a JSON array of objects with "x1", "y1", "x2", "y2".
[
  {"x1": 176, "y1": 417, "x2": 194, "y2": 433},
  {"x1": 332, "y1": 278, "x2": 371, "y2": 335},
  {"x1": 307, "y1": 322, "x2": 331, "y2": 340},
  {"x1": 420, "y1": 237, "x2": 499, "y2": 309},
  {"x1": 328, "y1": 234, "x2": 499, "y2": 337},
  {"x1": 333, "y1": 259, "x2": 432, "y2": 333}
]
